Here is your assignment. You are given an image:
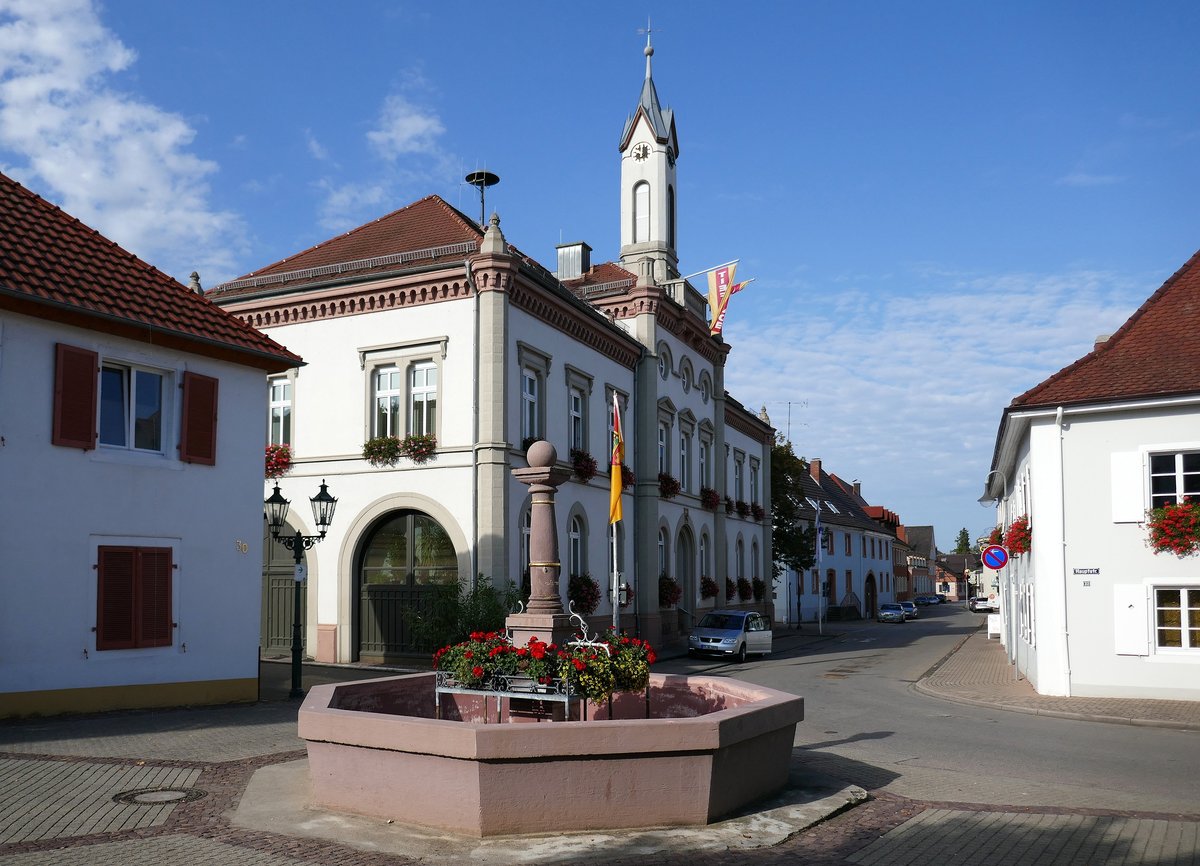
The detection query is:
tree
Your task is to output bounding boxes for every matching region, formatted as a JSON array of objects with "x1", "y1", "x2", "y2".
[
  {"x1": 953, "y1": 527, "x2": 973, "y2": 554},
  {"x1": 771, "y1": 437, "x2": 817, "y2": 577}
]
